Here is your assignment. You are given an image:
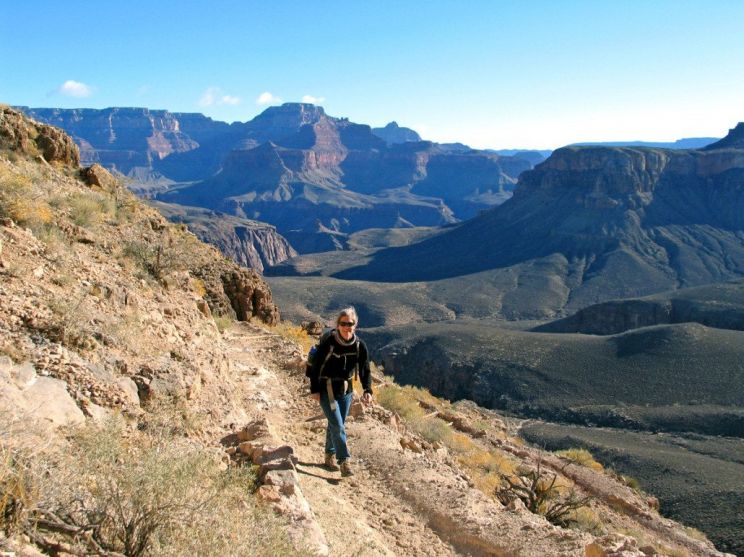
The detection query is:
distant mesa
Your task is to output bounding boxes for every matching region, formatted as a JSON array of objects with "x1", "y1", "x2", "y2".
[
  {"x1": 704, "y1": 122, "x2": 744, "y2": 150},
  {"x1": 371, "y1": 121, "x2": 422, "y2": 145},
  {"x1": 570, "y1": 137, "x2": 719, "y2": 149}
]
